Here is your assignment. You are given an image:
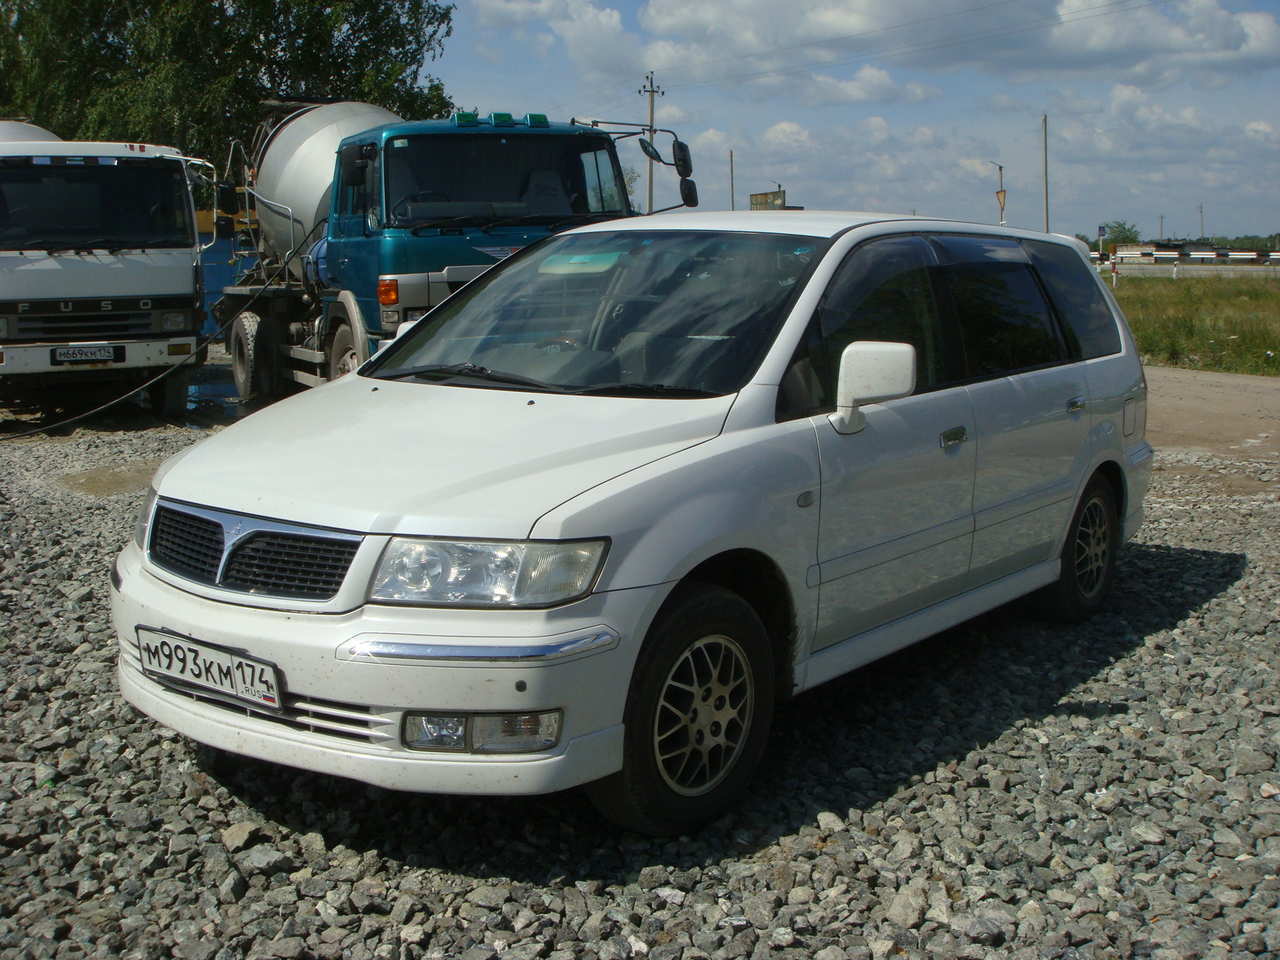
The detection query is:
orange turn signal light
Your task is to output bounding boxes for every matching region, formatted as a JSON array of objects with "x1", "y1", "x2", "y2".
[{"x1": 378, "y1": 278, "x2": 399, "y2": 306}]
